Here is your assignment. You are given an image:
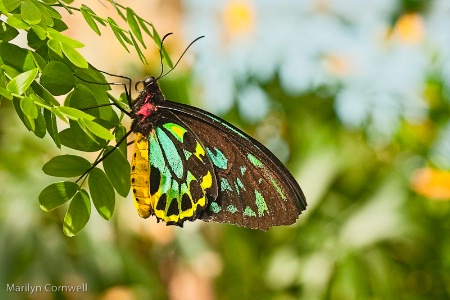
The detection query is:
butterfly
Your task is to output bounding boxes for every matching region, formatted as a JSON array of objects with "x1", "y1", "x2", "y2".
[{"x1": 127, "y1": 76, "x2": 307, "y2": 230}]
